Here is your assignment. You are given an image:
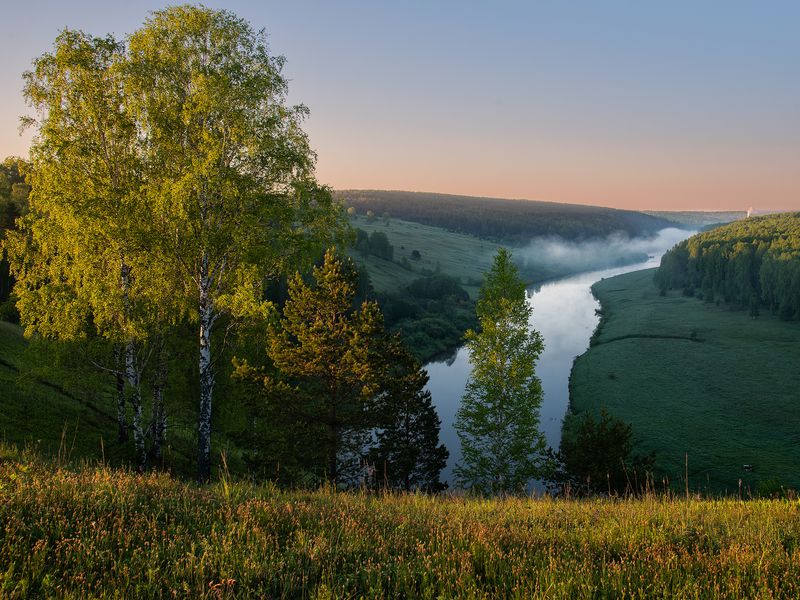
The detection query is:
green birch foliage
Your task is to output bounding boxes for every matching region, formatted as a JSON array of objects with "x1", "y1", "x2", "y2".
[
  {"x1": 5, "y1": 29, "x2": 174, "y2": 343},
  {"x1": 455, "y1": 247, "x2": 546, "y2": 495},
  {"x1": 126, "y1": 5, "x2": 345, "y2": 299},
  {"x1": 124, "y1": 6, "x2": 346, "y2": 481},
  {"x1": 3, "y1": 30, "x2": 188, "y2": 468}
]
